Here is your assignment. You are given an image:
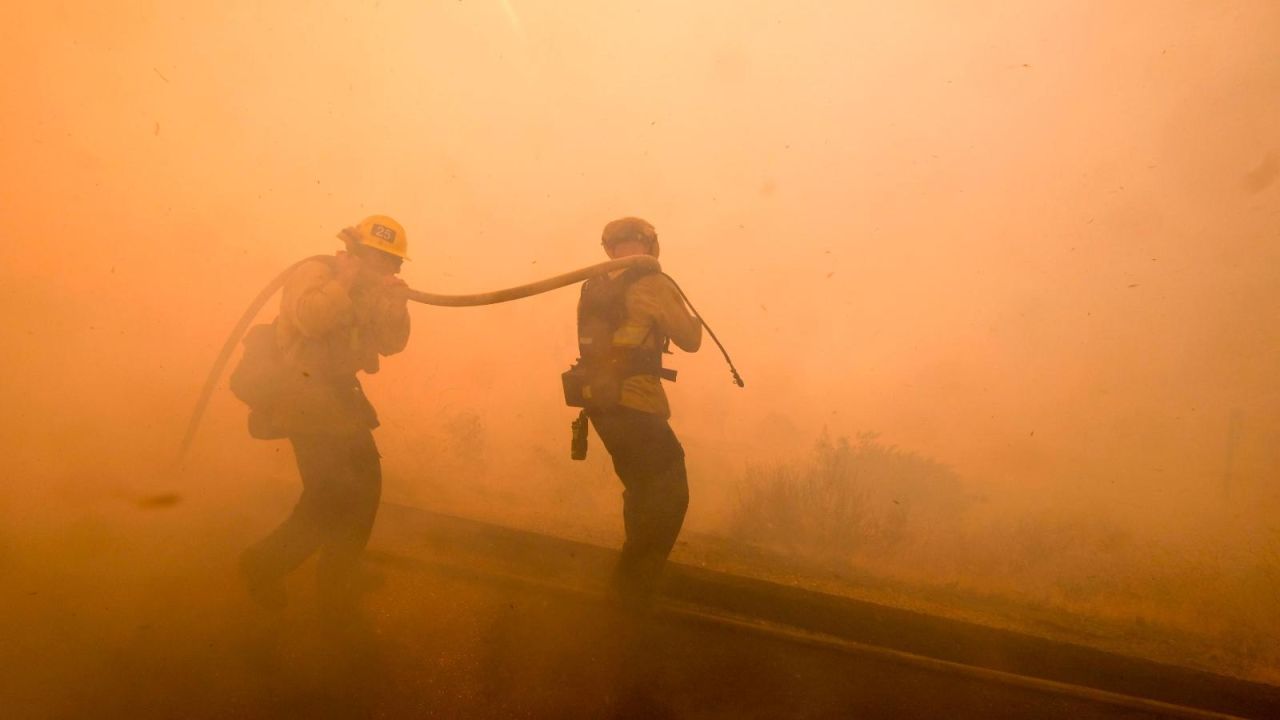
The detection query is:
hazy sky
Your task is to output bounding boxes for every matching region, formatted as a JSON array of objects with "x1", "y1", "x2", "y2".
[{"x1": 2, "y1": 1, "x2": 1278, "y2": 537}]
